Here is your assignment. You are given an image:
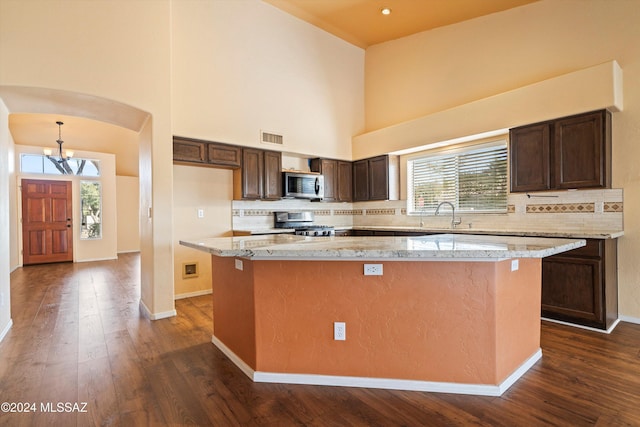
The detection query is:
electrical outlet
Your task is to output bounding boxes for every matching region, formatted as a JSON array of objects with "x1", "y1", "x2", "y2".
[
  {"x1": 334, "y1": 322, "x2": 346, "y2": 340},
  {"x1": 197, "y1": 208, "x2": 204, "y2": 218},
  {"x1": 511, "y1": 259, "x2": 519, "y2": 271},
  {"x1": 235, "y1": 259, "x2": 243, "y2": 271},
  {"x1": 364, "y1": 264, "x2": 383, "y2": 276}
]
